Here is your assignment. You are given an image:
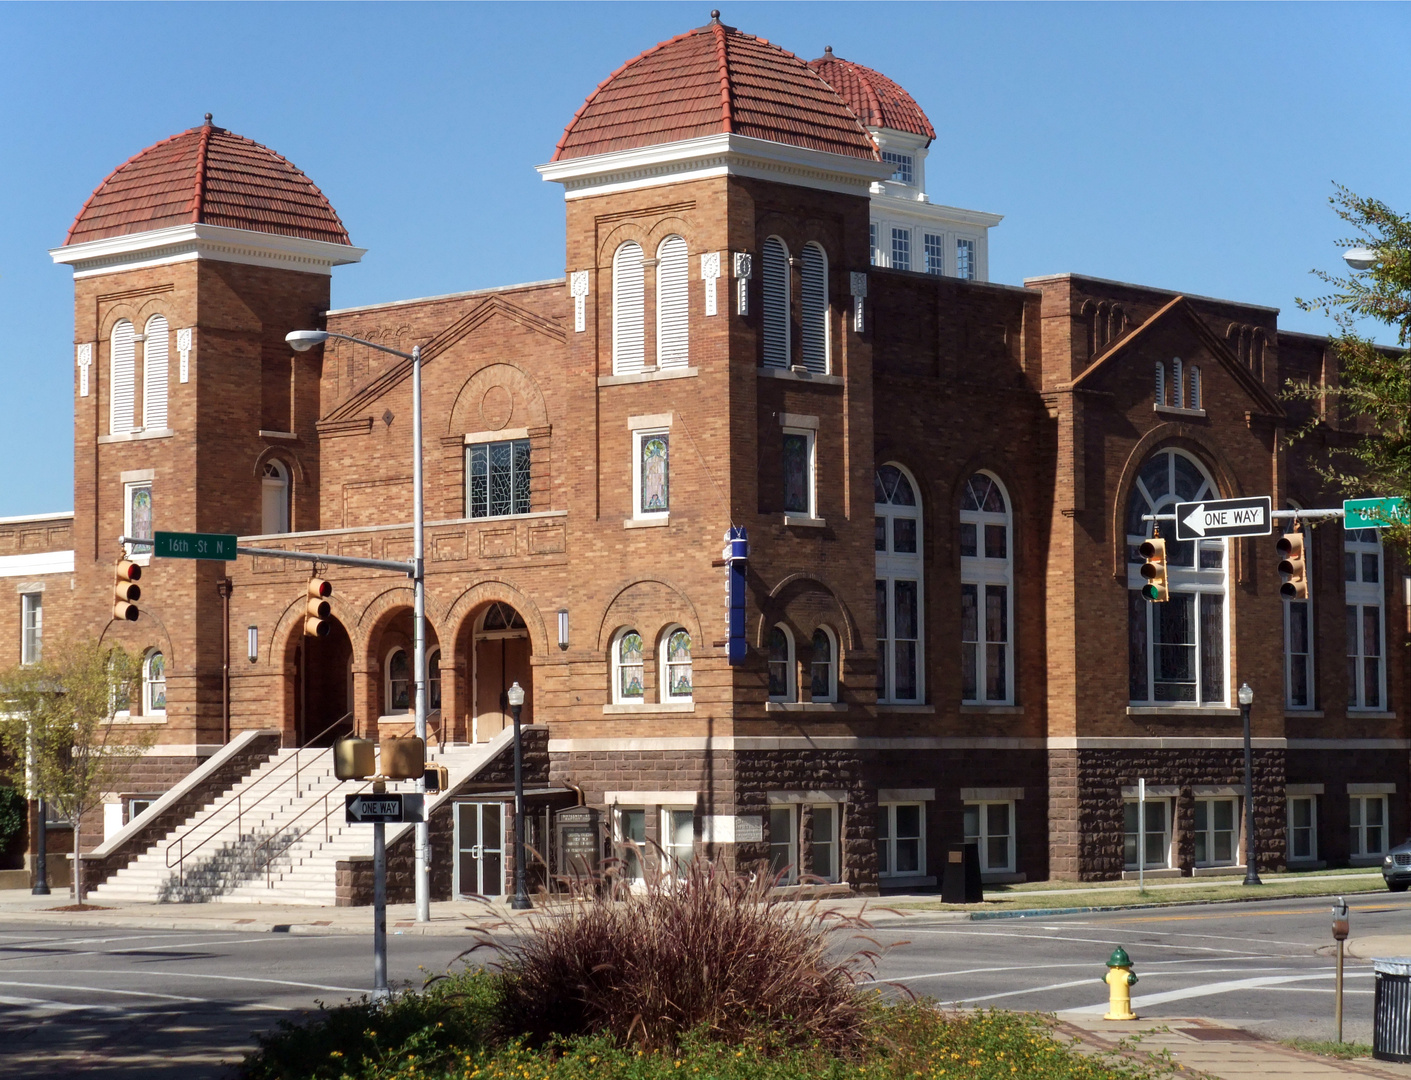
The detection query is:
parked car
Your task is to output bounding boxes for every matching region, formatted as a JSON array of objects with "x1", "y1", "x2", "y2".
[{"x1": 1383, "y1": 842, "x2": 1411, "y2": 891}]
